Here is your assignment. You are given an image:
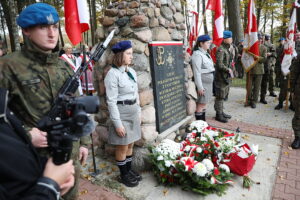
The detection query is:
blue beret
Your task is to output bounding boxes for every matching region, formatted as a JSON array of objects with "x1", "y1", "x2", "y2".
[
  {"x1": 197, "y1": 35, "x2": 212, "y2": 42},
  {"x1": 265, "y1": 35, "x2": 270, "y2": 40},
  {"x1": 223, "y1": 31, "x2": 232, "y2": 39},
  {"x1": 17, "y1": 3, "x2": 59, "y2": 28},
  {"x1": 112, "y1": 40, "x2": 132, "y2": 53},
  {"x1": 279, "y1": 37, "x2": 285, "y2": 41},
  {"x1": 258, "y1": 33, "x2": 262, "y2": 39}
]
